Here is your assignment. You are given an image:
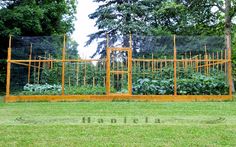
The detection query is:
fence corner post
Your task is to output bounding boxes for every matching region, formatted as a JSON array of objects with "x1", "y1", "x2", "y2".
[{"x1": 6, "y1": 35, "x2": 12, "y2": 100}]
